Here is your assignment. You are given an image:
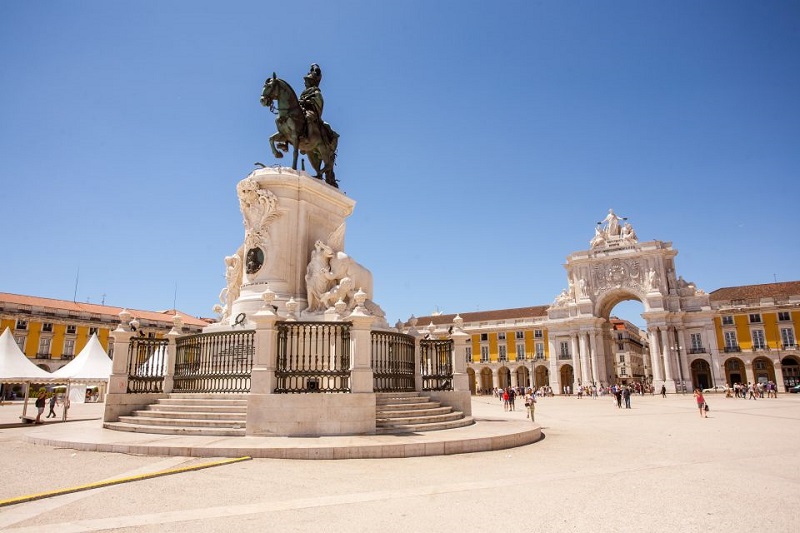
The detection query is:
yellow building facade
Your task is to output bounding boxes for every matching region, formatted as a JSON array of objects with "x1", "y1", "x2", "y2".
[{"x1": 0, "y1": 292, "x2": 211, "y2": 372}]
